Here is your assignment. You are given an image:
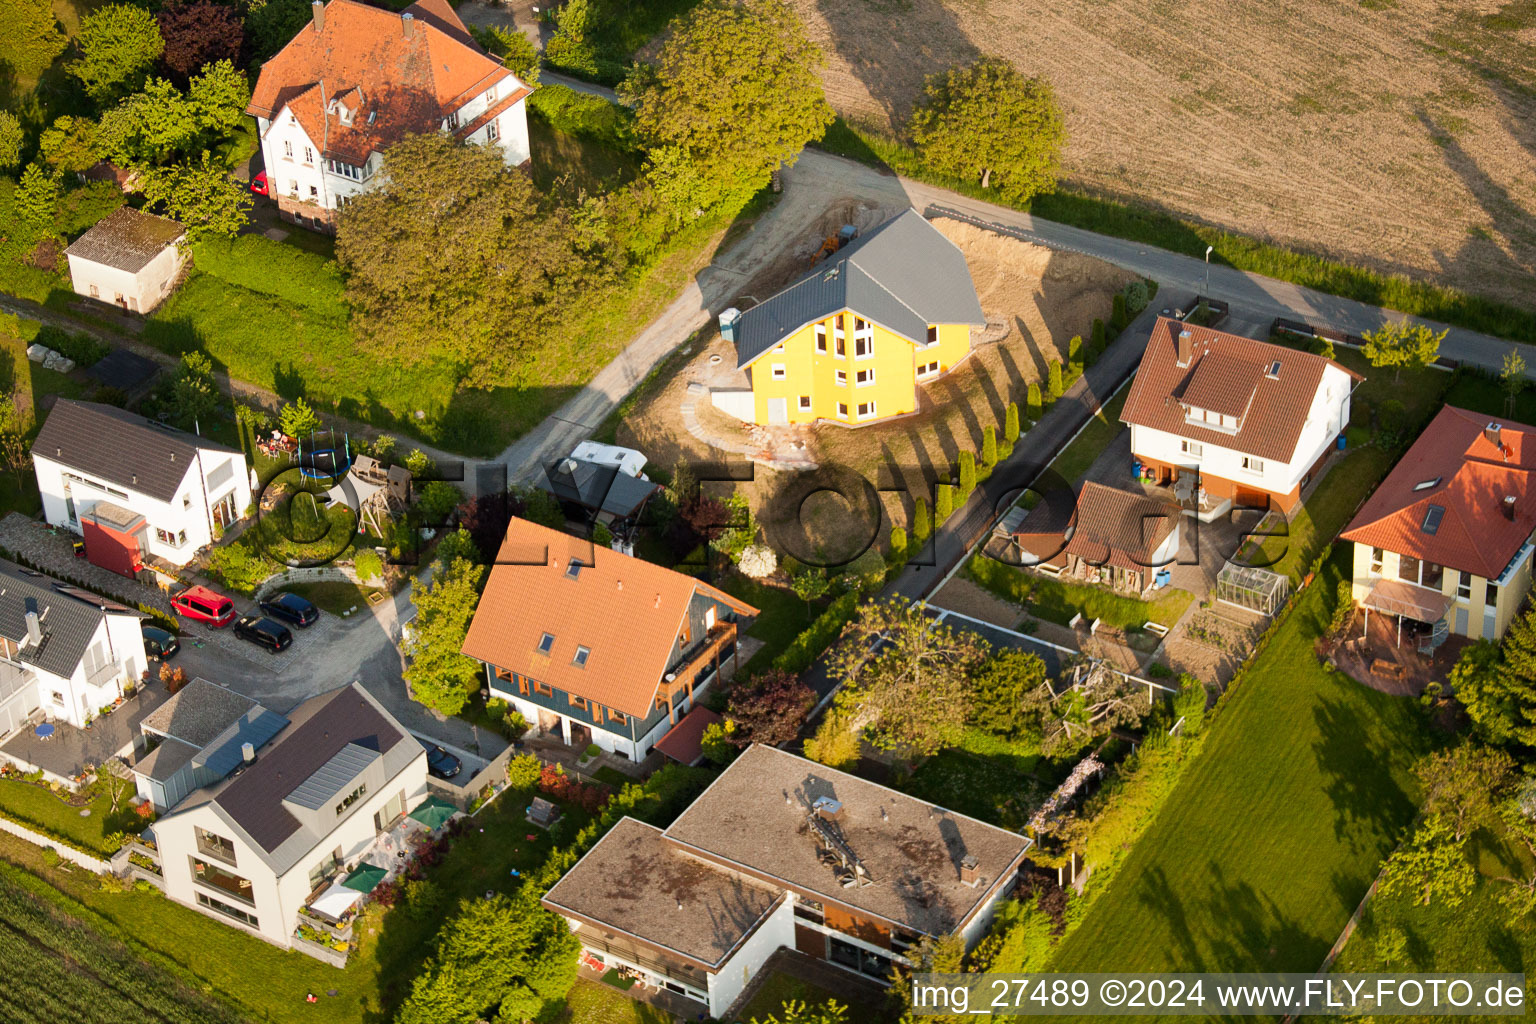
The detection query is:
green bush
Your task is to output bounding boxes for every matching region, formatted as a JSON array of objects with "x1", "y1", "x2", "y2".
[
  {"x1": 1067, "y1": 334, "x2": 1082, "y2": 367},
  {"x1": 958, "y1": 451, "x2": 976, "y2": 497},
  {"x1": 353, "y1": 548, "x2": 382, "y2": 582},
  {"x1": 1047, "y1": 360, "x2": 1063, "y2": 400},
  {"x1": 33, "y1": 325, "x2": 107, "y2": 367},
  {"x1": 1091, "y1": 317, "x2": 1106, "y2": 351},
  {"x1": 1027, "y1": 382, "x2": 1042, "y2": 420},
  {"x1": 982, "y1": 425, "x2": 998, "y2": 466},
  {"x1": 1111, "y1": 292, "x2": 1127, "y2": 330},
  {"x1": 1005, "y1": 402, "x2": 1020, "y2": 444},
  {"x1": 935, "y1": 482, "x2": 954, "y2": 524},
  {"x1": 913, "y1": 497, "x2": 931, "y2": 542},
  {"x1": 1378, "y1": 398, "x2": 1407, "y2": 438},
  {"x1": 205, "y1": 541, "x2": 268, "y2": 594},
  {"x1": 528, "y1": 84, "x2": 632, "y2": 150},
  {"x1": 1350, "y1": 399, "x2": 1371, "y2": 430},
  {"x1": 889, "y1": 525, "x2": 908, "y2": 564},
  {"x1": 506, "y1": 753, "x2": 542, "y2": 791},
  {"x1": 1124, "y1": 279, "x2": 1150, "y2": 318},
  {"x1": 773, "y1": 591, "x2": 860, "y2": 675}
]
